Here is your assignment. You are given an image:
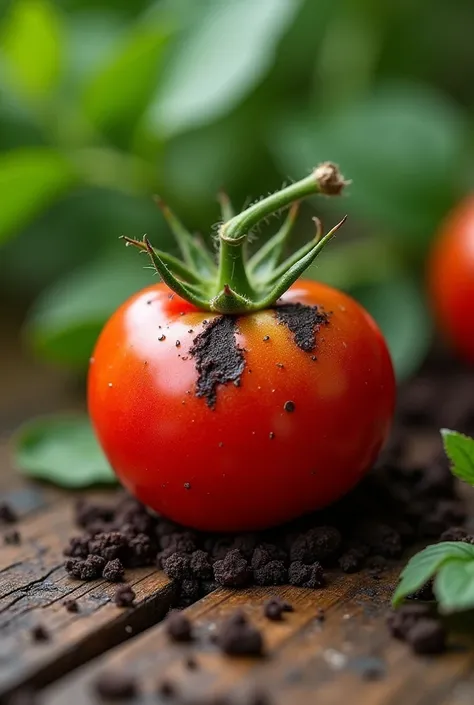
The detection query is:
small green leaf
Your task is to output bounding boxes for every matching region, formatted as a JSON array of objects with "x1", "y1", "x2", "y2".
[
  {"x1": 0, "y1": 149, "x2": 75, "y2": 245},
  {"x1": 392, "y1": 542, "x2": 474, "y2": 606},
  {"x1": 435, "y1": 559, "x2": 474, "y2": 613},
  {"x1": 2, "y1": 0, "x2": 62, "y2": 99},
  {"x1": 146, "y1": 0, "x2": 303, "y2": 137},
  {"x1": 14, "y1": 415, "x2": 116, "y2": 488},
  {"x1": 26, "y1": 253, "x2": 153, "y2": 367},
  {"x1": 441, "y1": 429, "x2": 474, "y2": 486}
]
